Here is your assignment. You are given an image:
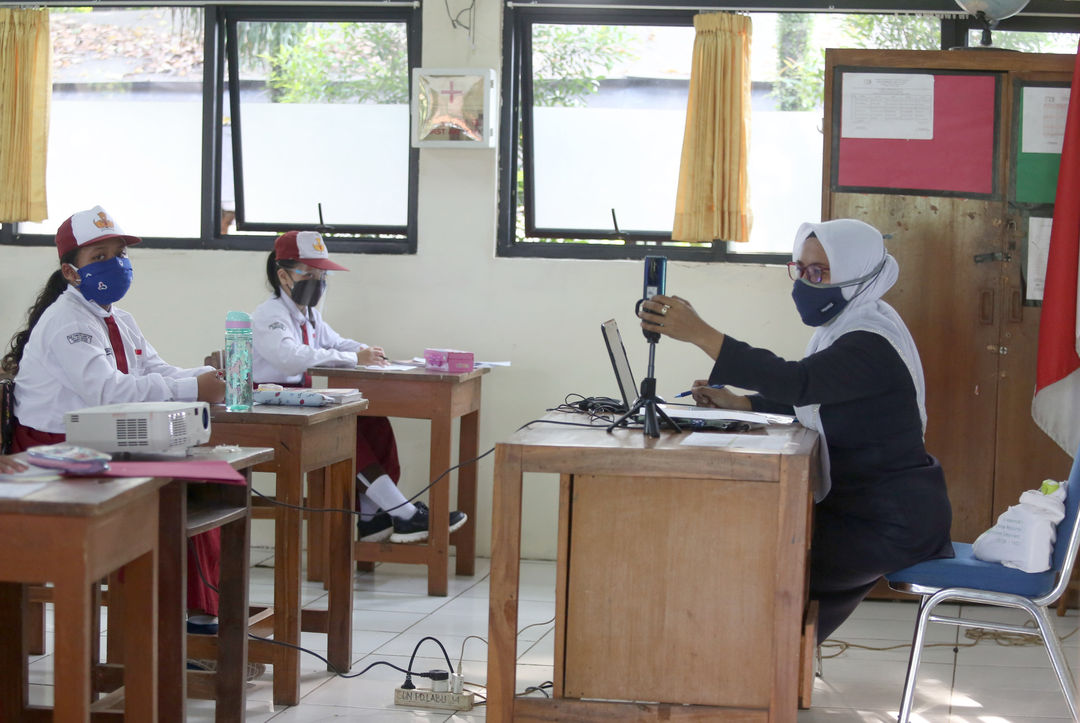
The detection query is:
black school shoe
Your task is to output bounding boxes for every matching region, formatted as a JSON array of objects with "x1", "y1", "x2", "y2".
[
  {"x1": 358, "y1": 512, "x2": 394, "y2": 542},
  {"x1": 389, "y1": 502, "x2": 467, "y2": 543}
]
